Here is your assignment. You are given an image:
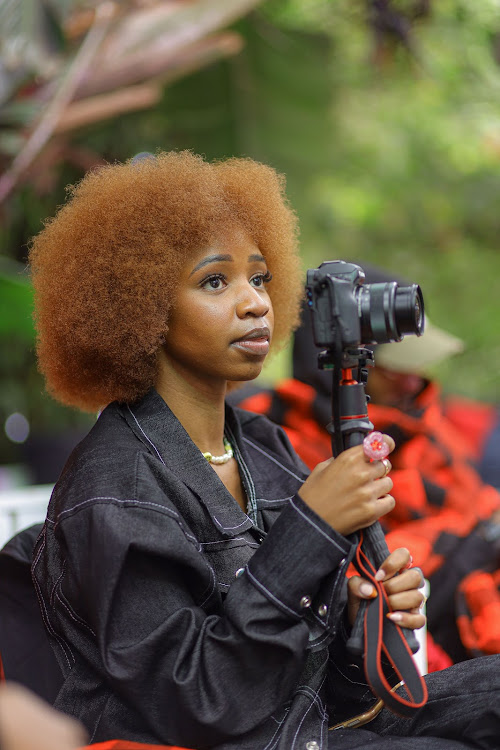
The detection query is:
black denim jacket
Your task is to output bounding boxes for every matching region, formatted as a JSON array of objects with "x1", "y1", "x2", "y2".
[{"x1": 32, "y1": 389, "x2": 376, "y2": 749}]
